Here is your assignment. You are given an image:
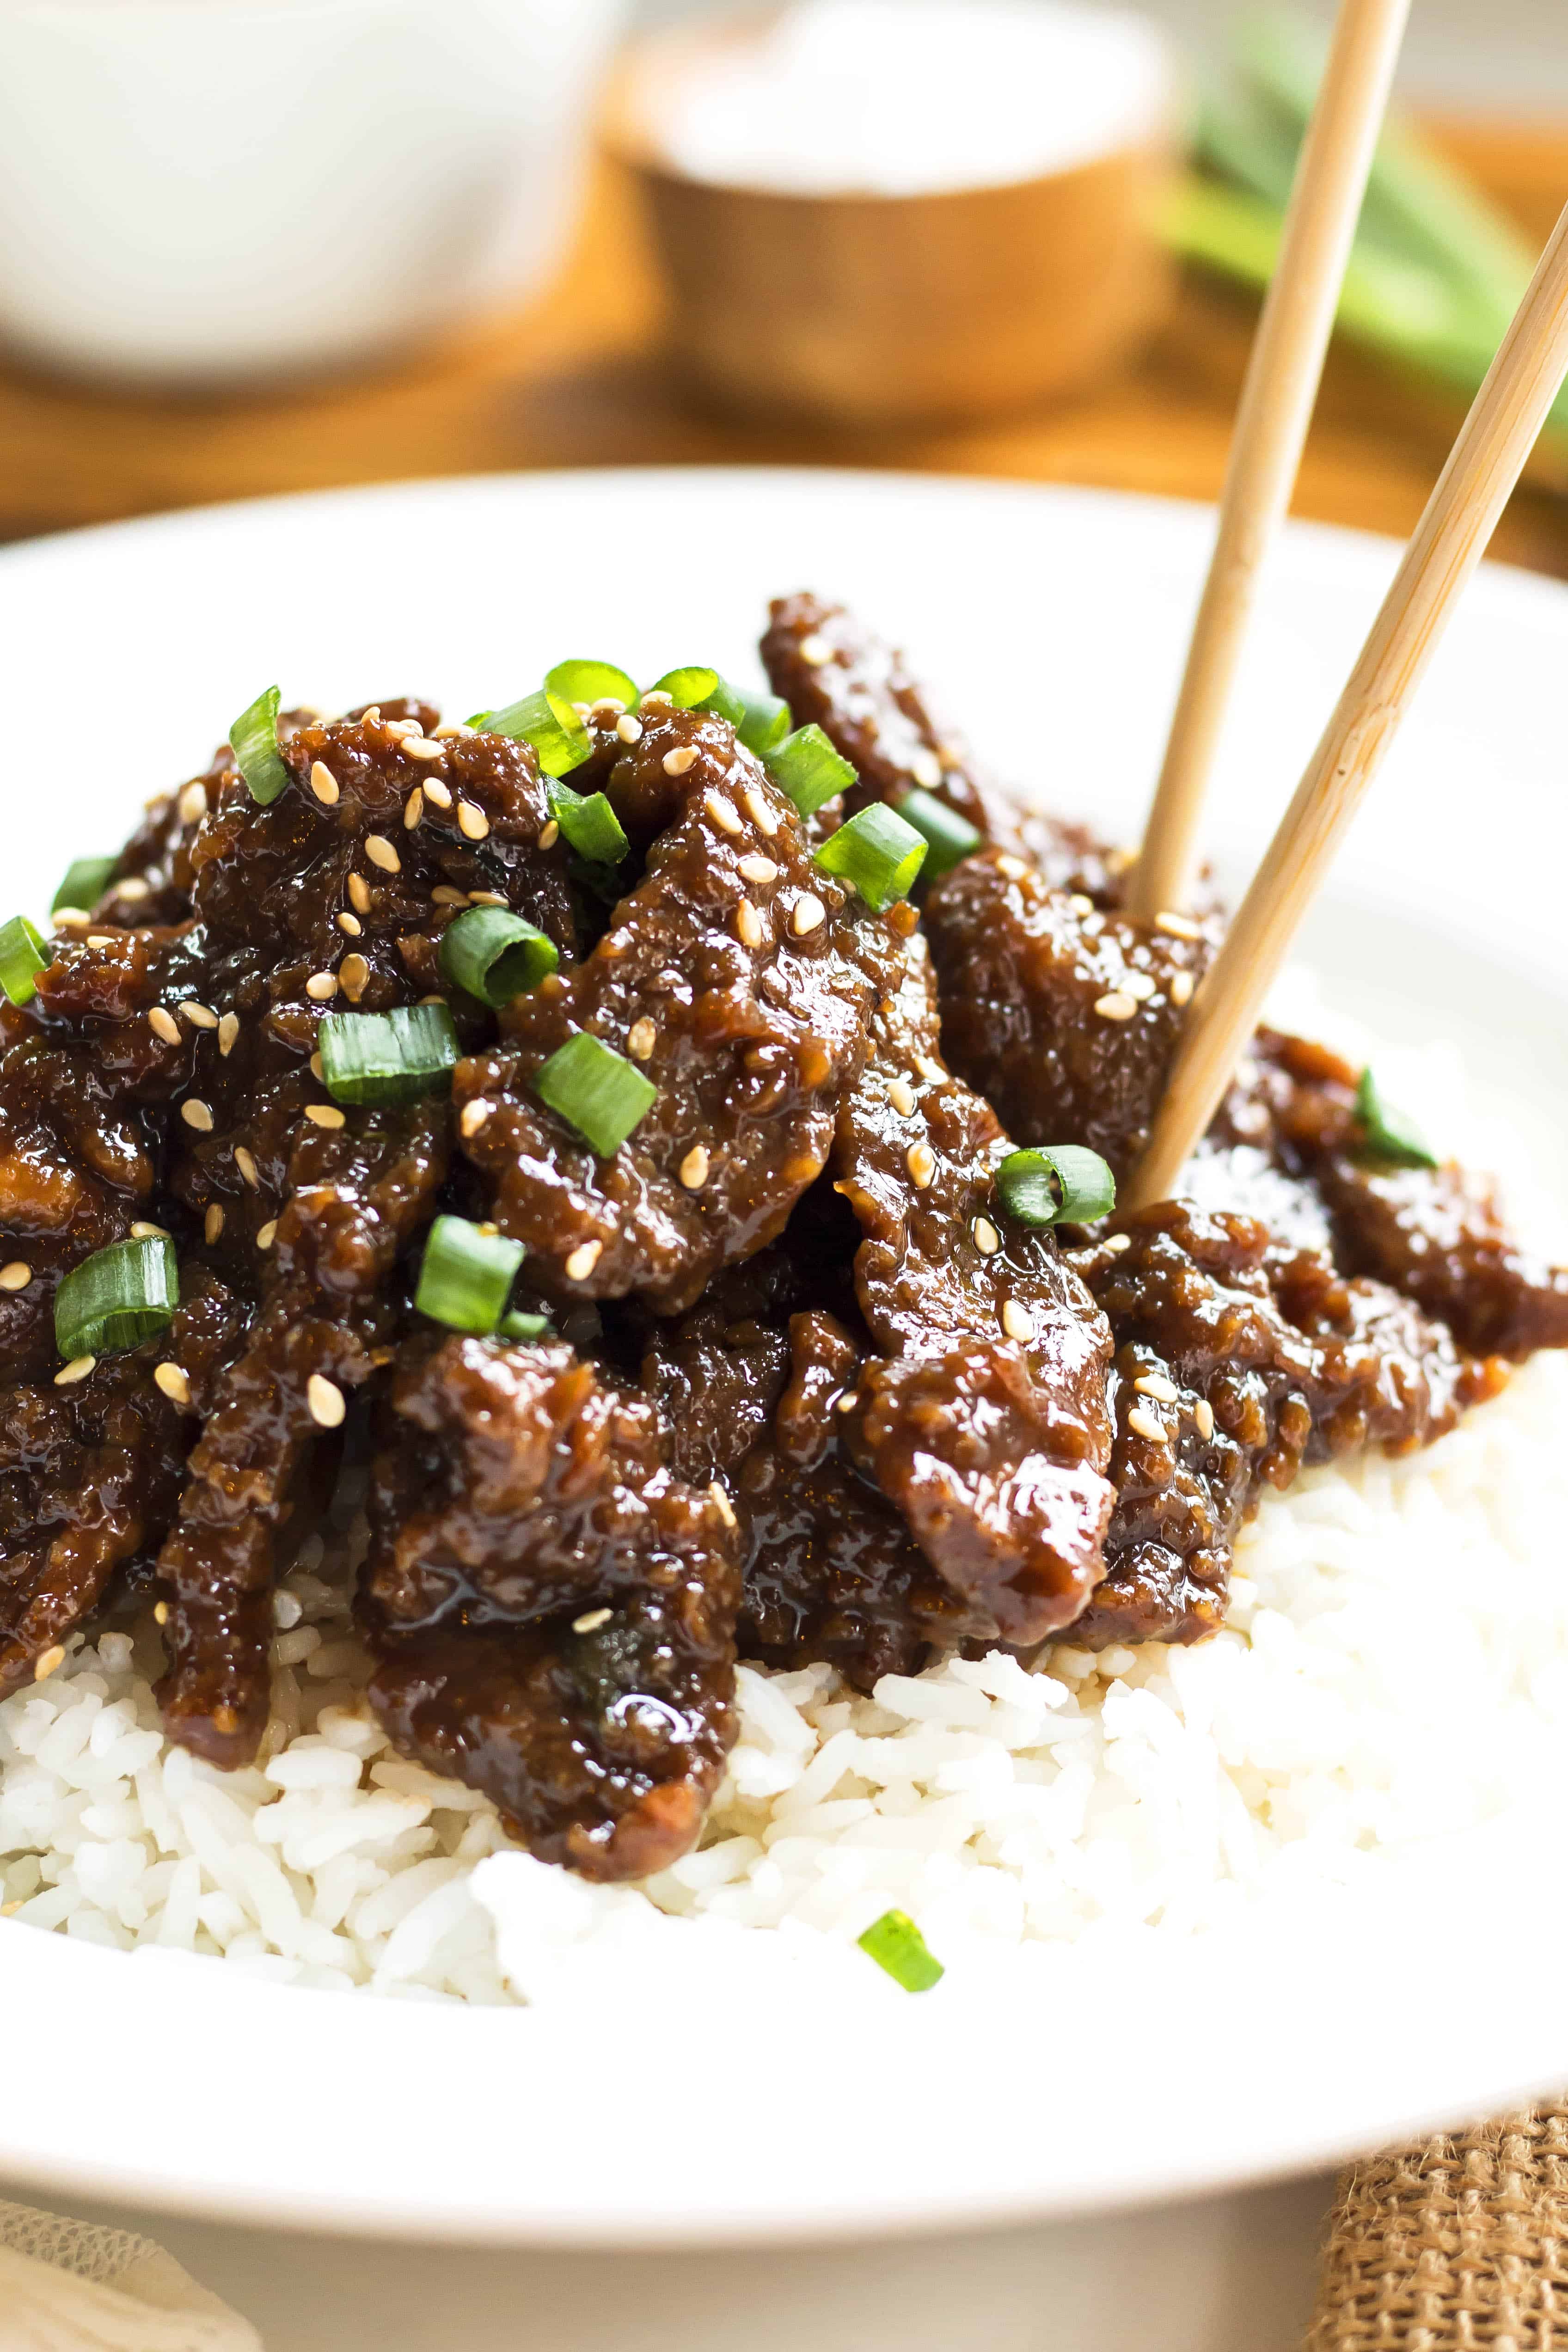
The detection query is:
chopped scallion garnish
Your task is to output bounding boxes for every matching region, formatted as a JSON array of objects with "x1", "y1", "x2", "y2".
[
  {"x1": 995, "y1": 1146, "x2": 1116, "y2": 1227},
  {"x1": 646, "y1": 666, "x2": 719, "y2": 709},
  {"x1": 696, "y1": 676, "x2": 793, "y2": 757},
  {"x1": 898, "y1": 788, "x2": 981, "y2": 879},
  {"x1": 440, "y1": 907, "x2": 559, "y2": 1008},
  {"x1": 534, "y1": 1032, "x2": 656, "y2": 1158},
  {"x1": 0, "y1": 916, "x2": 49, "y2": 1008},
  {"x1": 53, "y1": 858, "x2": 117, "y2": 916},
  {"x1": 544, "y1": 659, "x2": 638, "y2": 710},
  {"x1": 548, "y1": 782, "x2": 629, "y2": 867},
  {"x1": 813, "y1": 802, "x2": 927, "y2": 912},
  {"x1": 858, "y1": 1908, "x2": 943, "y2": 1993},
  {"x1": 318, "y1": 1003, "x2": 459, "y2": 1107},
  {"x1": 766, "y1": 724, "x2": 855, "y2": 817},
  {"x1": 230, "y1": 685, "x2": 291, "y2": 807},
  {"x1": 415, "y1": 1215, "x2": 525, "y2": 1335},
  {"x1": 55, "y1": 1234, "x2": 178, "y2": 1360},
  {"x1": 499, "y1": 1309, "x2": 554, "y2": 1342},
  {"x1": 1354, "y1": 1069, "x2": 1439, "y2": 1169},
  {"x1": 472, "y1": 689, "x2": 592, "y2": 779}
]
